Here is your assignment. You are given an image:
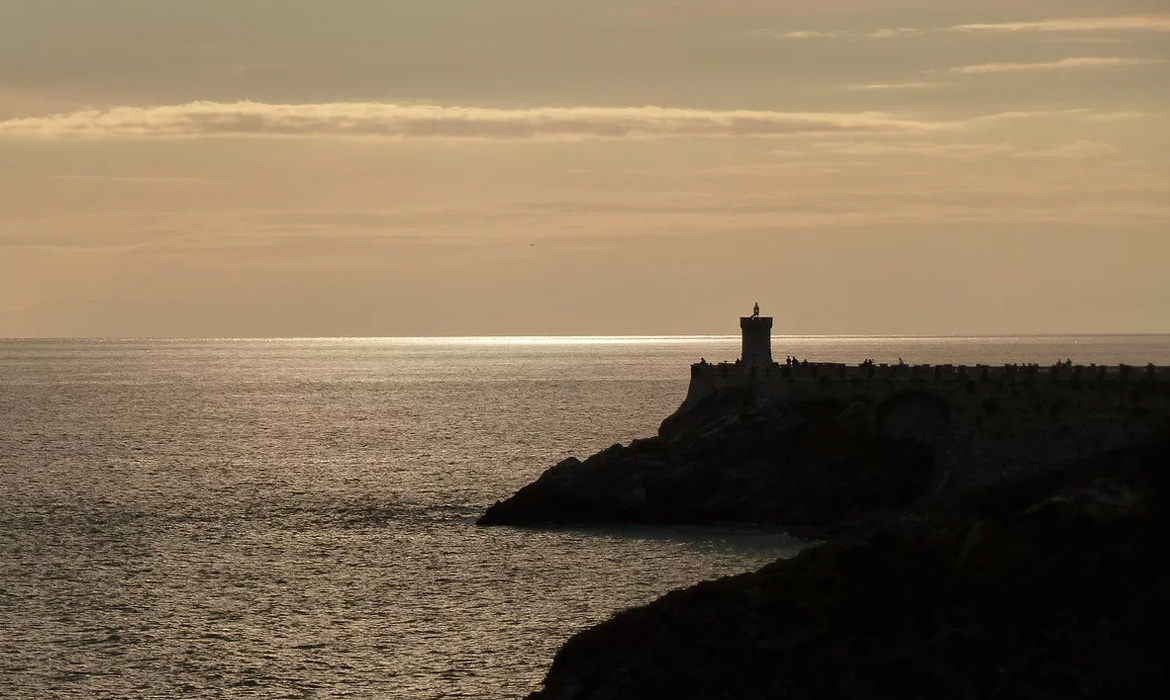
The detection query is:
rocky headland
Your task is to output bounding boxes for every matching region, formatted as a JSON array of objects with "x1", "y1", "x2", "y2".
[
  {"x1": 524, "y1": 435, "x2": 1170, "y2": 699},
  {"x1": 479, "y1": 378, "x2": 1170, "y2": 536},
  {"x1": 479, "y1": 365, "x2": 1170, "y2": 698}
]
